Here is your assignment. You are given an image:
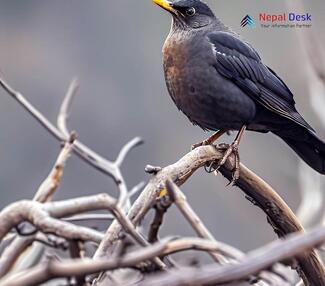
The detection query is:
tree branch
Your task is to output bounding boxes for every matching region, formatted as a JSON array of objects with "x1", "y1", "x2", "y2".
[
  {"x1": 0, "y1": 136, "x2": 75, "y2": 277},
  {"x1": 0, "y1": 199, "x2": 106, "y2": 244},
  {"x1": 0, "y1": 193, "x2": 167, "y2": 271},
  {"x1": 56, "y1": 79, "x2": 143, "y2": 210},
  {"x1": 148, "y1": 196, "x2": 172, "y2": 244},
  {"x1": 166, "y1": 179, "x2": 229, "y2": 263},
  {"x1": 165, "y1": 179, "x2": 292, "y2": 286},
  {"x1": 3, "y1": 225, "x2": 325, "y2": 286},
  {"x1": 218, "y1": 157, "x2": 325, "y2": 285},
  {"x1": 93, "y1": 145, "x2": 325, "y2": 285},
  {"x1": 0, "y1": 77, "x2": 143, "y2": 211},
  {"x1": 135, "y1": 225, "x2": 325, "y2": 286}
]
